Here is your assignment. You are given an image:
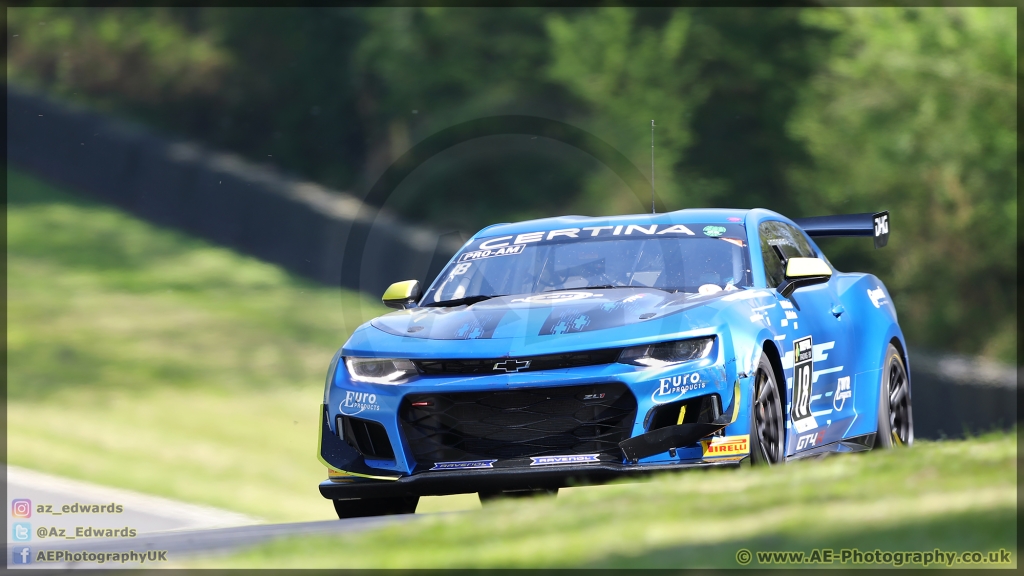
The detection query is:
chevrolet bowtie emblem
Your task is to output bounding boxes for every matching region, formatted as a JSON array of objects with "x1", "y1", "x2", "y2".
[{"x1": 493, "y1": 359, "x2": 531, "y2": 373}]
